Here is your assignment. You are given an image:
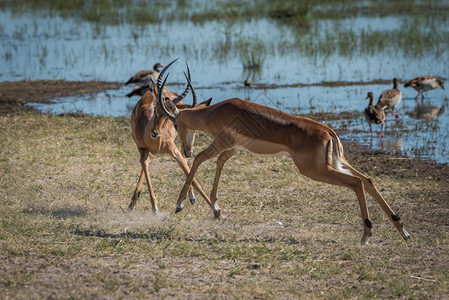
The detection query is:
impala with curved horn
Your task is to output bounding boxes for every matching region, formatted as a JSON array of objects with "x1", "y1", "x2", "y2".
[
  {"x1": 155, "y1": 72, "x2": 410, "y2": 244},
  {"x1": 128, "y1": 58, "x2": 212, "y2": 213}
]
